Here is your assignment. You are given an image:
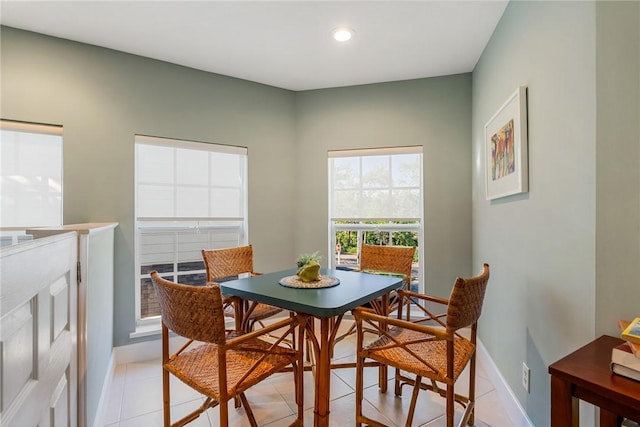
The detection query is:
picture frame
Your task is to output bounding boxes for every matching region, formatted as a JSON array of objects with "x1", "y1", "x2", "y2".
[{"x1": 485, "y1": 86, "x2": 528, "y2": 200}]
